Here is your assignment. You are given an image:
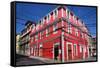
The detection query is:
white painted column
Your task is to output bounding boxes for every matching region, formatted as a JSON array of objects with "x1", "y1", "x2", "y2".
[{"x1": 61, "y1": 8, "x2": 65, "y2": 62}]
